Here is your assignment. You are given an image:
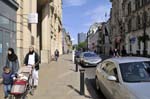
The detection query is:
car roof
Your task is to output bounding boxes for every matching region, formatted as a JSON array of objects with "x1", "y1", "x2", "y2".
[
  {"x1": 82, "y1": 51, "x2": 95, "y2": 54},
  {"x1": 106, "y1": 57, "x2": 150, "y2": 64}
]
